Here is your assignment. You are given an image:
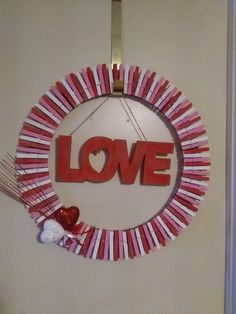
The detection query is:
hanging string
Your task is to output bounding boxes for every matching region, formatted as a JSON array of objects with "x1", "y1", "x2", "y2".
[
  {"x1": 119, "y1": 97, "x2": 147, "y2": 141},
  {"x1": 123, "y1": 97, "x2": 148, "y2": 141},
  {"x1": 70, "y1": 97, "x2": 109, "y2": 136}
]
